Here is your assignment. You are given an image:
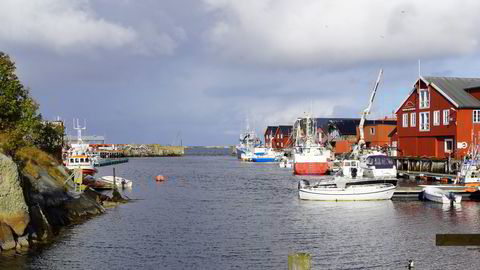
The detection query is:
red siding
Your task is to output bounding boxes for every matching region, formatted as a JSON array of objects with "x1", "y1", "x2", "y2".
[{"x1": 396, "y1": 80, "x2": 465, "y2": 159}]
